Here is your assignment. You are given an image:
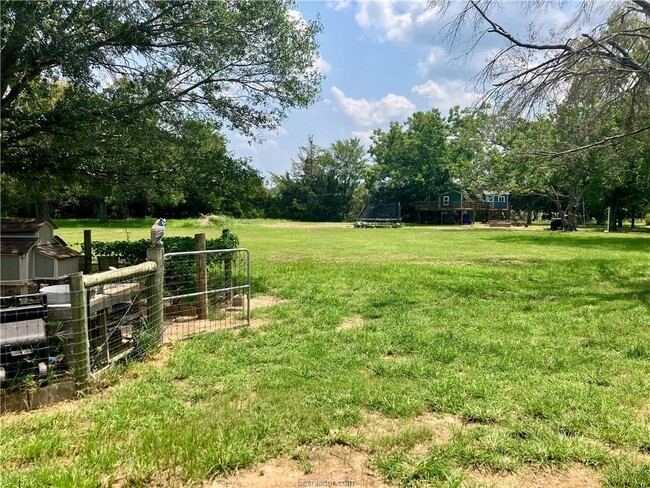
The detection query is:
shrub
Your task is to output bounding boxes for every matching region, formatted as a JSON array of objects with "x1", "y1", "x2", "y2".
[{"x1": 85, "y1": 232, "x2": 239, "y2": 265}]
